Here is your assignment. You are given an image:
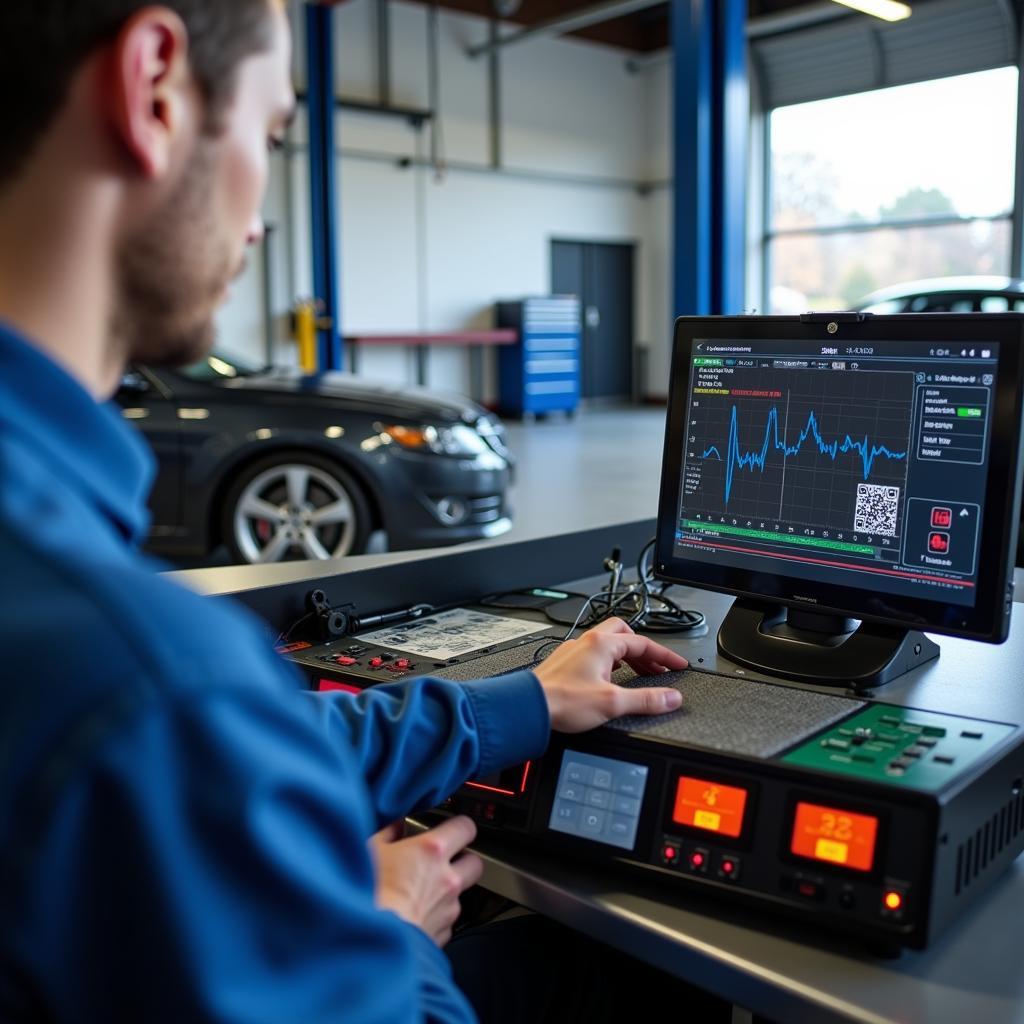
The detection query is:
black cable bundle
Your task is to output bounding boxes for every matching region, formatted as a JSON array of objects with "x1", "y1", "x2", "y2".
[{"x1": 535, "y1": 538, "x2": 705, "y2": 659}]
